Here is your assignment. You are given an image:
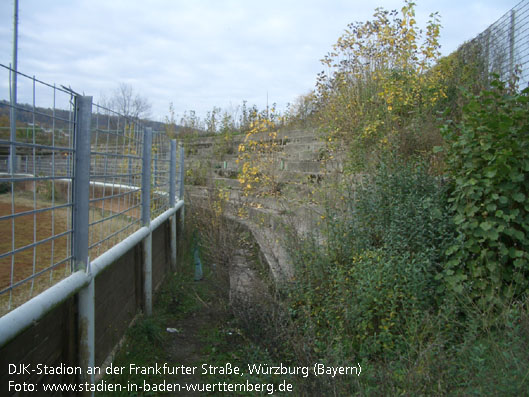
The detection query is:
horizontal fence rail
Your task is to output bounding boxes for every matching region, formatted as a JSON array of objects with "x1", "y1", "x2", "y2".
[{"x1": 0, "y1": 63, "x2": 183, "y2": 318}]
